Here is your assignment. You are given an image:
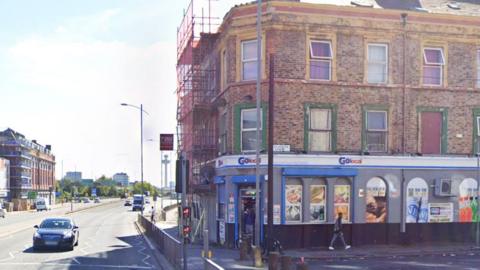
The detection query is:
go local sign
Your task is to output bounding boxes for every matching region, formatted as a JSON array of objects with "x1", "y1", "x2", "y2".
[{"x1": 238, "y1": 157, "x2": 261, "y2": 165}]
